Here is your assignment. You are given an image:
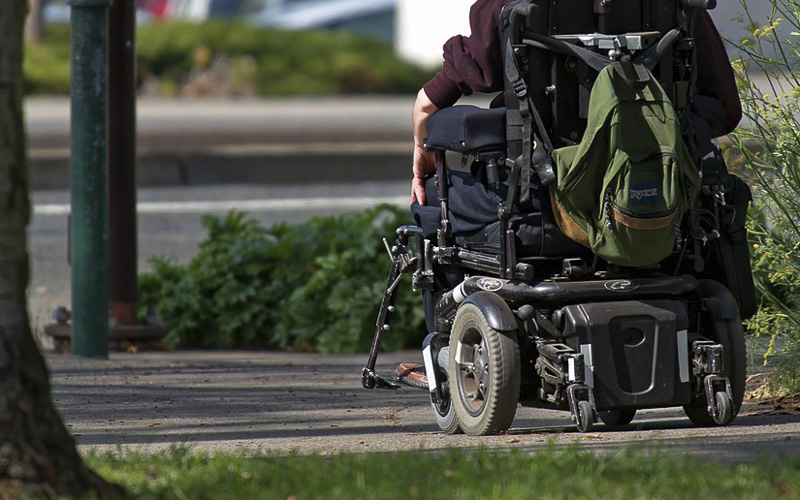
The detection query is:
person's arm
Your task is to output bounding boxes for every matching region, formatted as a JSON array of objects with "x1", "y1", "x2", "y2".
[
  {"x1": 412, "y1": 0, "x2": 511, "y2": 205},
  {"x1": 411, "y1": 88, "x2": 439, "y2": 205},
  {"x1": 423, "y1": 0, "x2": 511, "y2": 109}
]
